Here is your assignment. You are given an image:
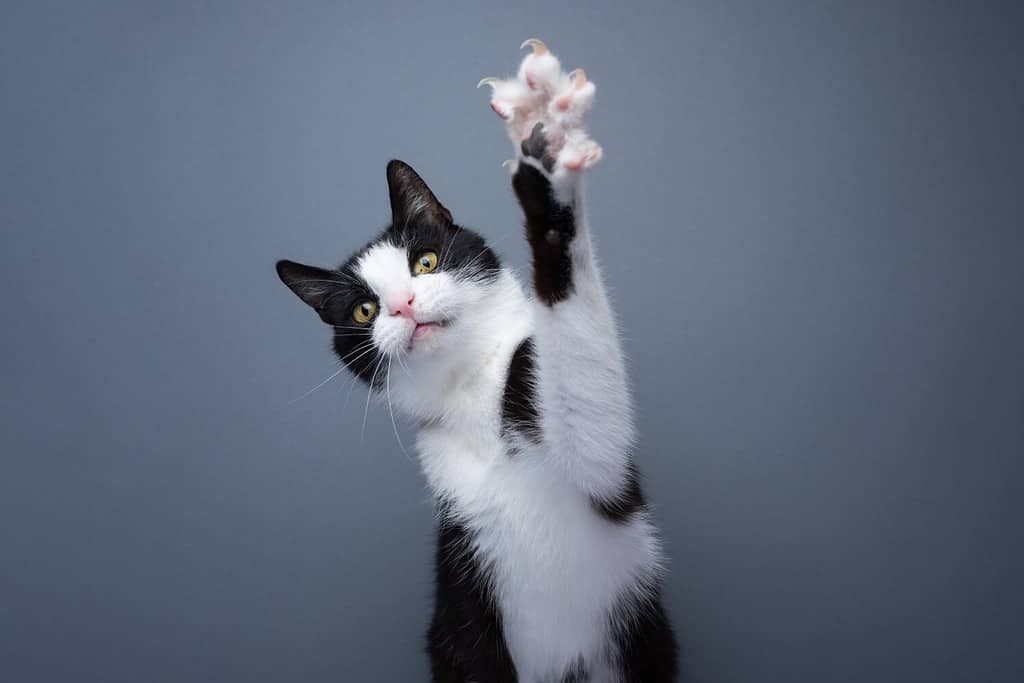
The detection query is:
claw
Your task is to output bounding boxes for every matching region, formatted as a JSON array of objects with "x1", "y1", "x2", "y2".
[
  {"x1": 477, "y1": 77, "x2": 500, "y2": 89},
  {"x1": 501, "y1": 159, "x2": 516, "y2": 169},
  {"x1": 569, "y1": 68, "x2": 587, "y2": 89},
  {"x1": 520, "y1": 38, "x2": 548, "y2": 55}
]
